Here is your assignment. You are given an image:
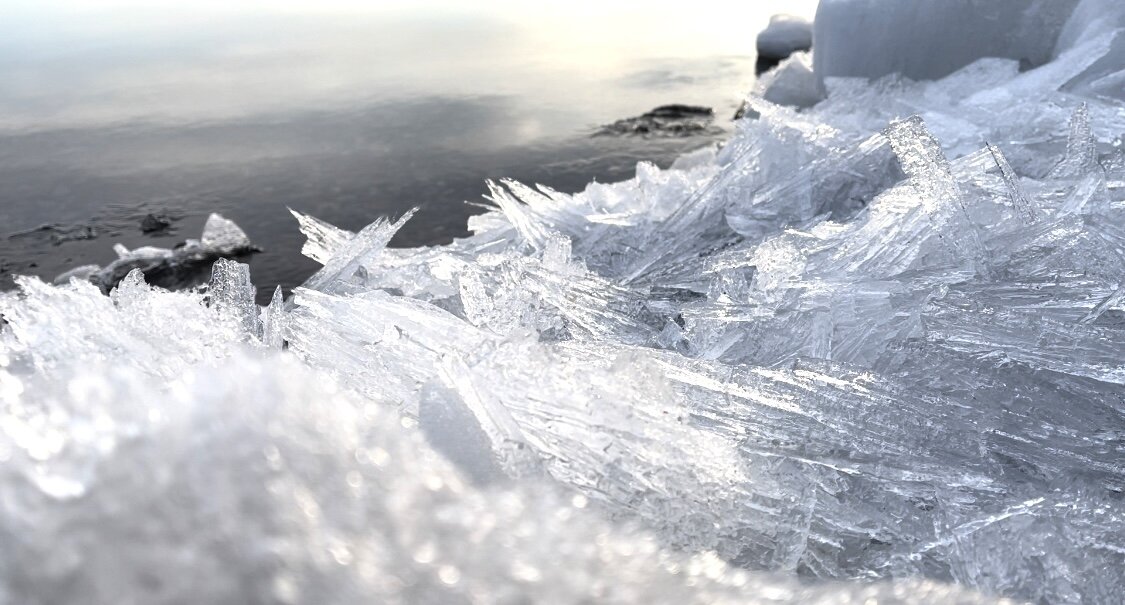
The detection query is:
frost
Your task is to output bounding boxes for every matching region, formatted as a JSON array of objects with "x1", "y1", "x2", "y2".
[{"x1": 4, "y1": 1, "x2": 1125, "y2": 604}]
